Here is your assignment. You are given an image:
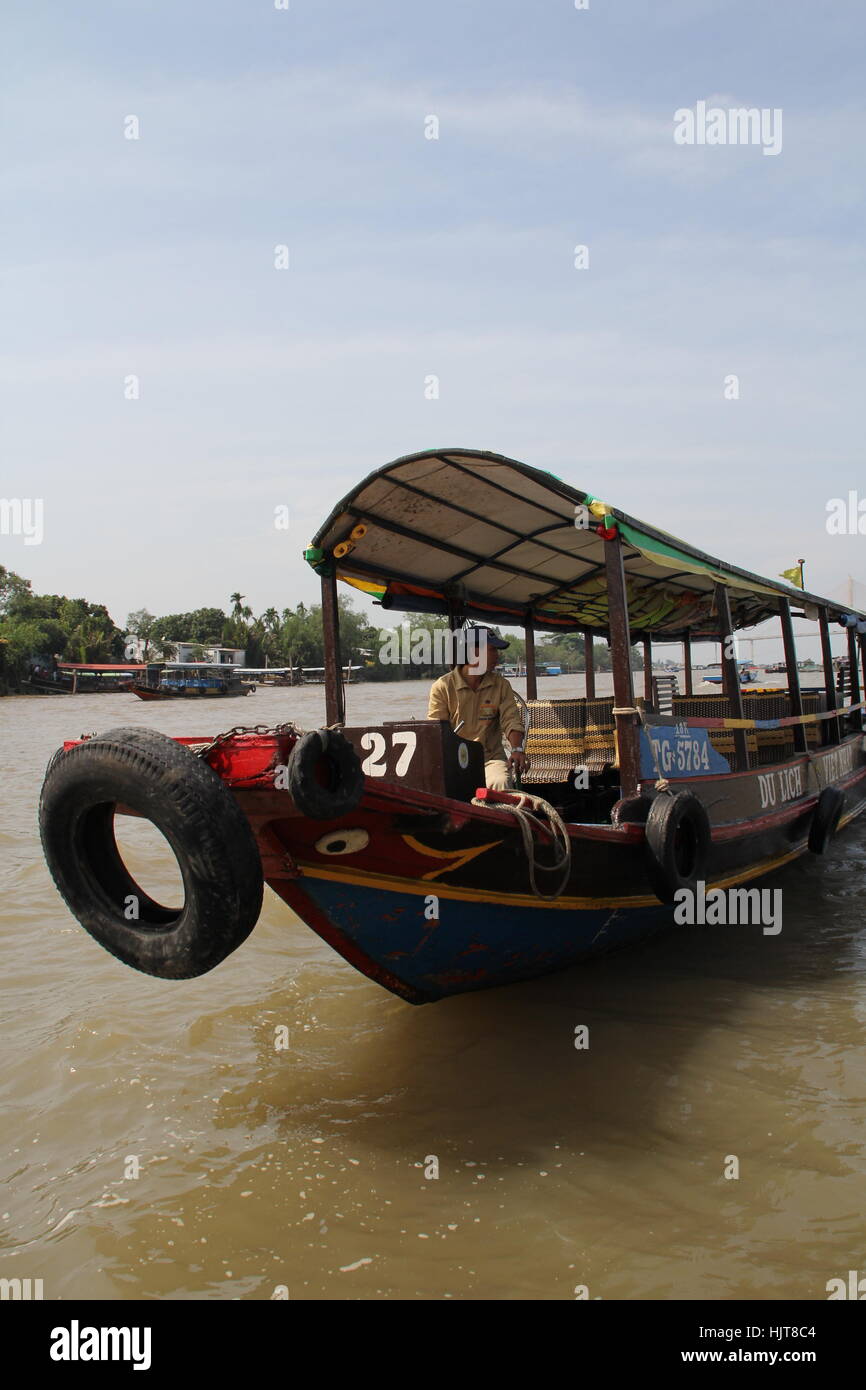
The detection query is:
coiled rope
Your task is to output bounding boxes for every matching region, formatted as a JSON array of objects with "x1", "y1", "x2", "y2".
[{"x1": 472, "y1": 791, "x2": 572, "y2": 900}]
